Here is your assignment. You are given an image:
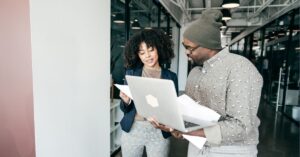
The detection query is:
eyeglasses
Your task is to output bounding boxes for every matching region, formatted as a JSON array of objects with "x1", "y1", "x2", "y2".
[{"x1": 182, "y1": 42, "x2": 200, "y2": 53}]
